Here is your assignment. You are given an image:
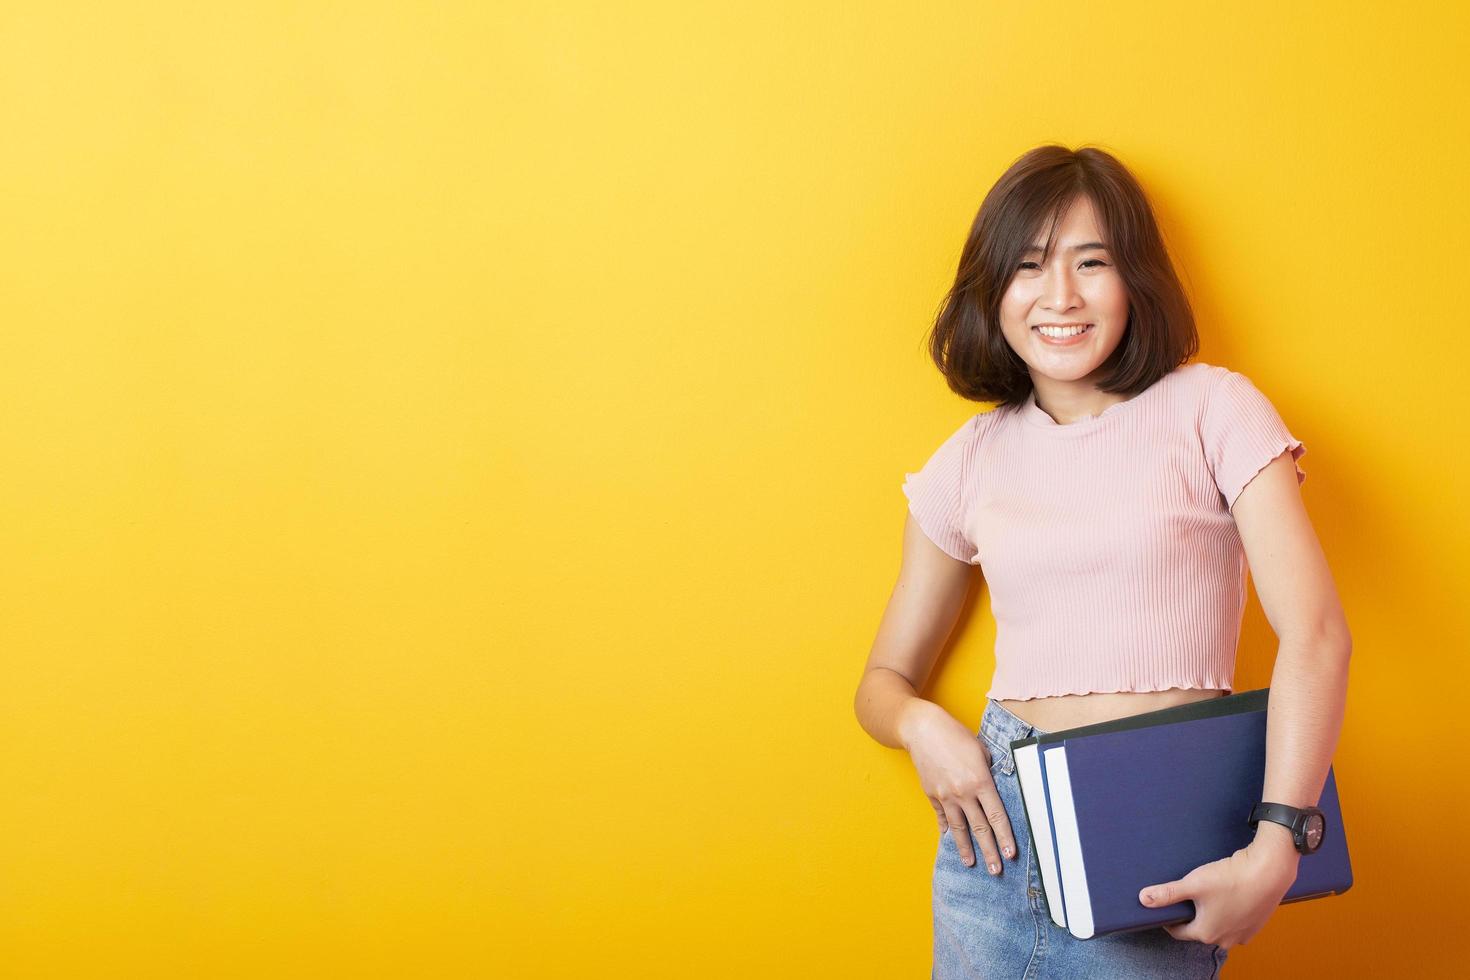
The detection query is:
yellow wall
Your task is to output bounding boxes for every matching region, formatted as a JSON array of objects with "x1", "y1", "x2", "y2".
[{"x1": 2, "y1": 2, "x2": 1464, "y2": 976}]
